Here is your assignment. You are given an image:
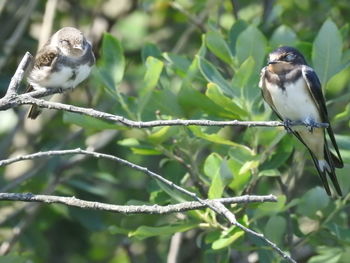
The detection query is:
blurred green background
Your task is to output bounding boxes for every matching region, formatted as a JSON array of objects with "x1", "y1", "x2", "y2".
[{"x1": 1, "y1": 0, "x2": 350, "y2": 262}]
